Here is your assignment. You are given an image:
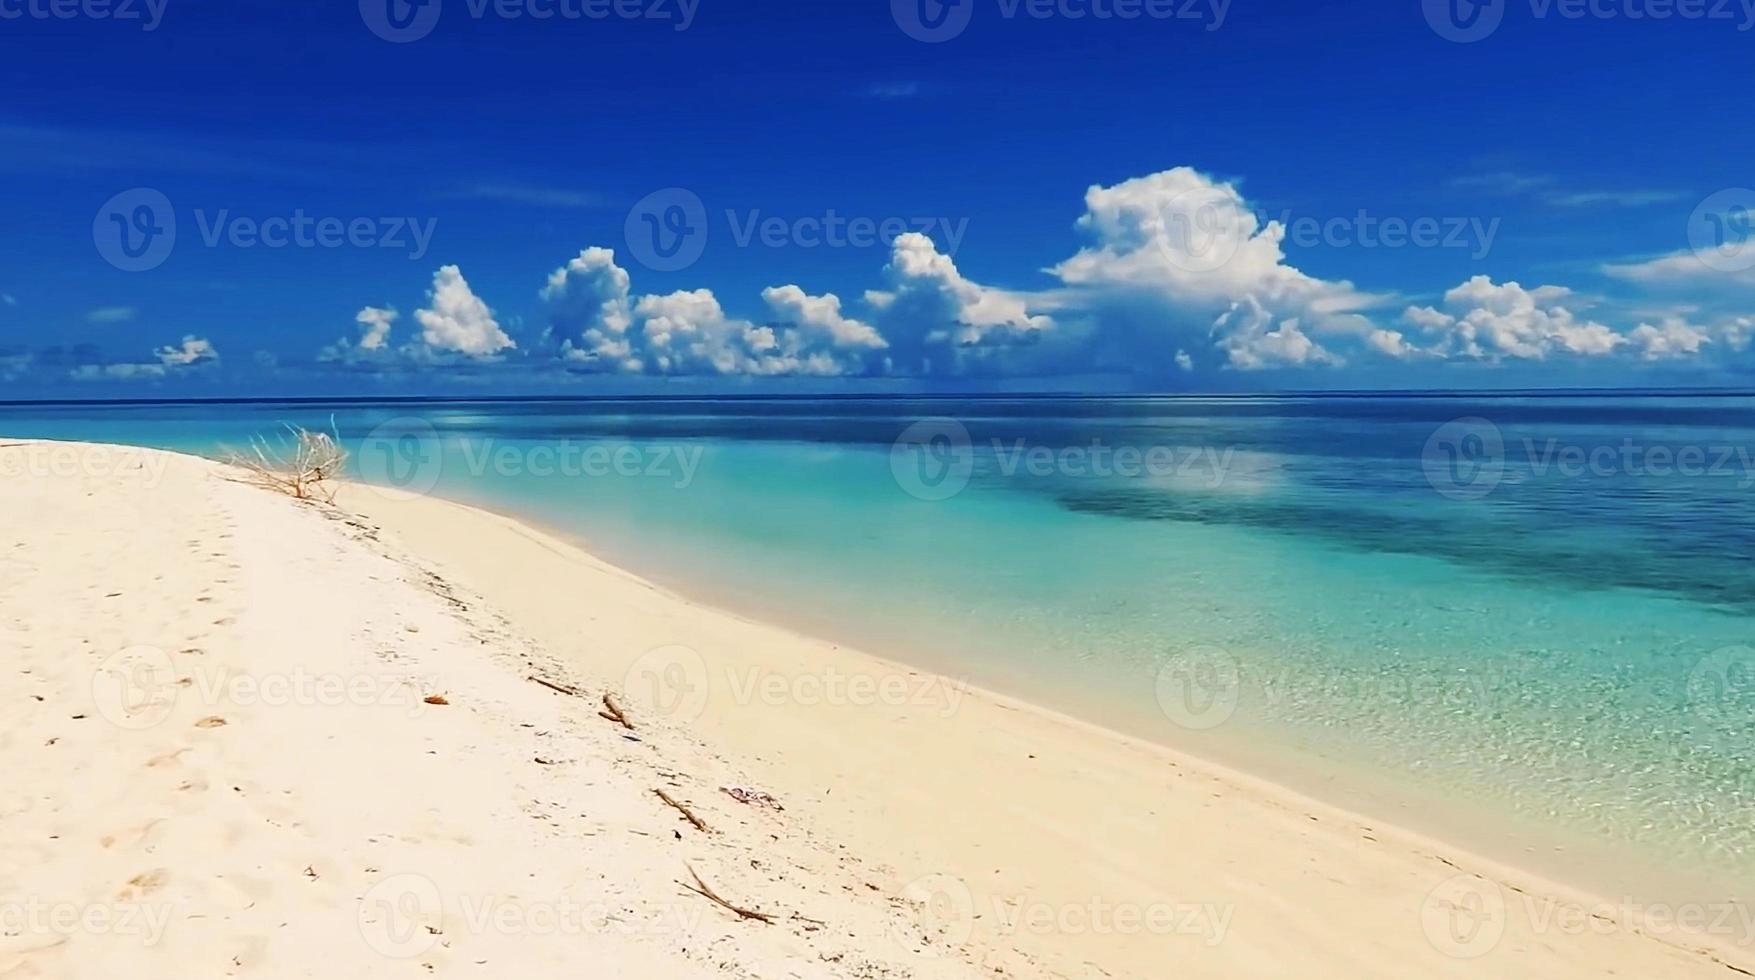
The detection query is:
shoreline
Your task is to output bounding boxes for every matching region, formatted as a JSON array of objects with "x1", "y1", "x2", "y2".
[
  {"x1": 374, "y1": 478, "x2": 1743, "y2": 912},
  {"x1": 340, "y1": 470, "x2": 1755, "y2": 978},
  {"x1": 7, "y1": 438, "x2": 1751, "y2": 978}
]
